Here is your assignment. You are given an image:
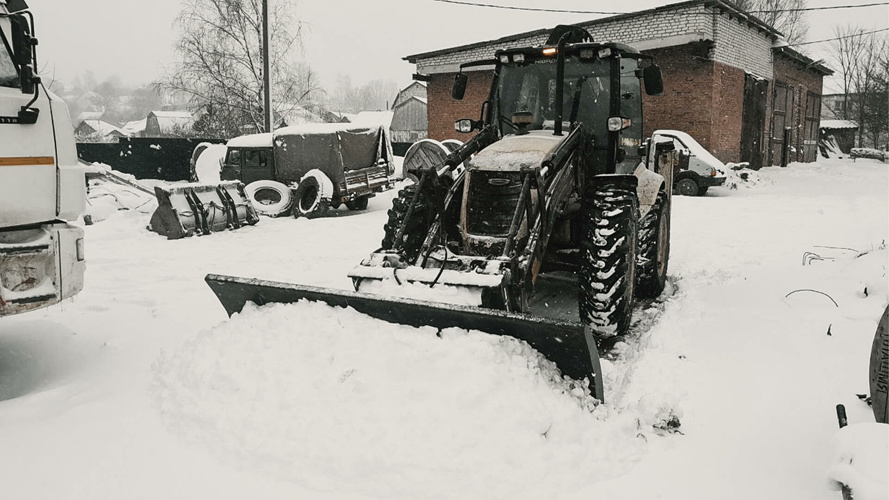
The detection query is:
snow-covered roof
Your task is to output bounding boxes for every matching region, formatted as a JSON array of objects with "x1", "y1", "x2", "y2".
[
  {"x1": 348, "y1": 110, "x2": 394, "y2": 128},
  {"x1": 148, "y1": 110, "x2": 194, "y2": 134},
  {"x1": 653, "y1": 129, "x2": 726, "y2": 169},
  {"x1": 820, "y1": 120, "x2": 858, "y2": 130},
  {"x1": 80, "y1": 119, "x2": 125, "y2": 137},
  {"x1": 121, "y1": 118, "x2": 147, "y2": 135},
  {"x1": 227, "y1": 133, "x2": 273, "y2": 148},
  {"x1": 275, "y1": 122, "x2": 383, "y2": 136}
]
